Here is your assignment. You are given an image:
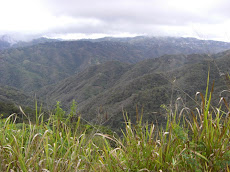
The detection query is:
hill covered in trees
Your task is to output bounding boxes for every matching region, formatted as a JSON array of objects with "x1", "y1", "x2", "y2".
[
  {"x1": 1, "y1": 36, "x2": 230, "y2": 92},
  {"x1": 38, "y1": 50, "x2": 230, "y2": 130},
  {"x1": 0, "y1": 36, "x2": 229, "y2": 130}
]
